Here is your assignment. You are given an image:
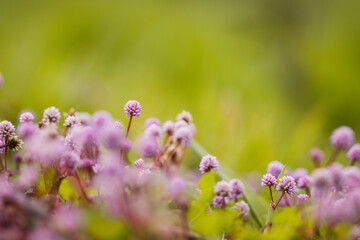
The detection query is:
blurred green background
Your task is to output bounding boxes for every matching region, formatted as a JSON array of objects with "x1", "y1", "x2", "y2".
[{"x1": 1, "y1": 0, "x2": 360, "y2": 173}]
